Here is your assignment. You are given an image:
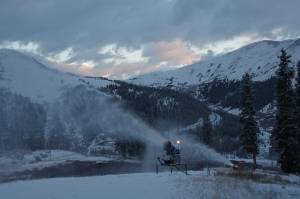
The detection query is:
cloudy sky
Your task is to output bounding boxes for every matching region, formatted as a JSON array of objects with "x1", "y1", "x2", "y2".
[{"x1": 1, "y1": 0, "x2": 300, "y2": 79}]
